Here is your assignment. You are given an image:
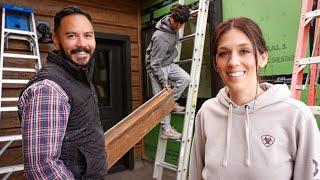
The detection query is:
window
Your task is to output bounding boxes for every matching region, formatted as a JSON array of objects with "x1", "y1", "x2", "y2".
[{"x1": 93, "y1": 50, "x2": 111, "y2": 107}]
